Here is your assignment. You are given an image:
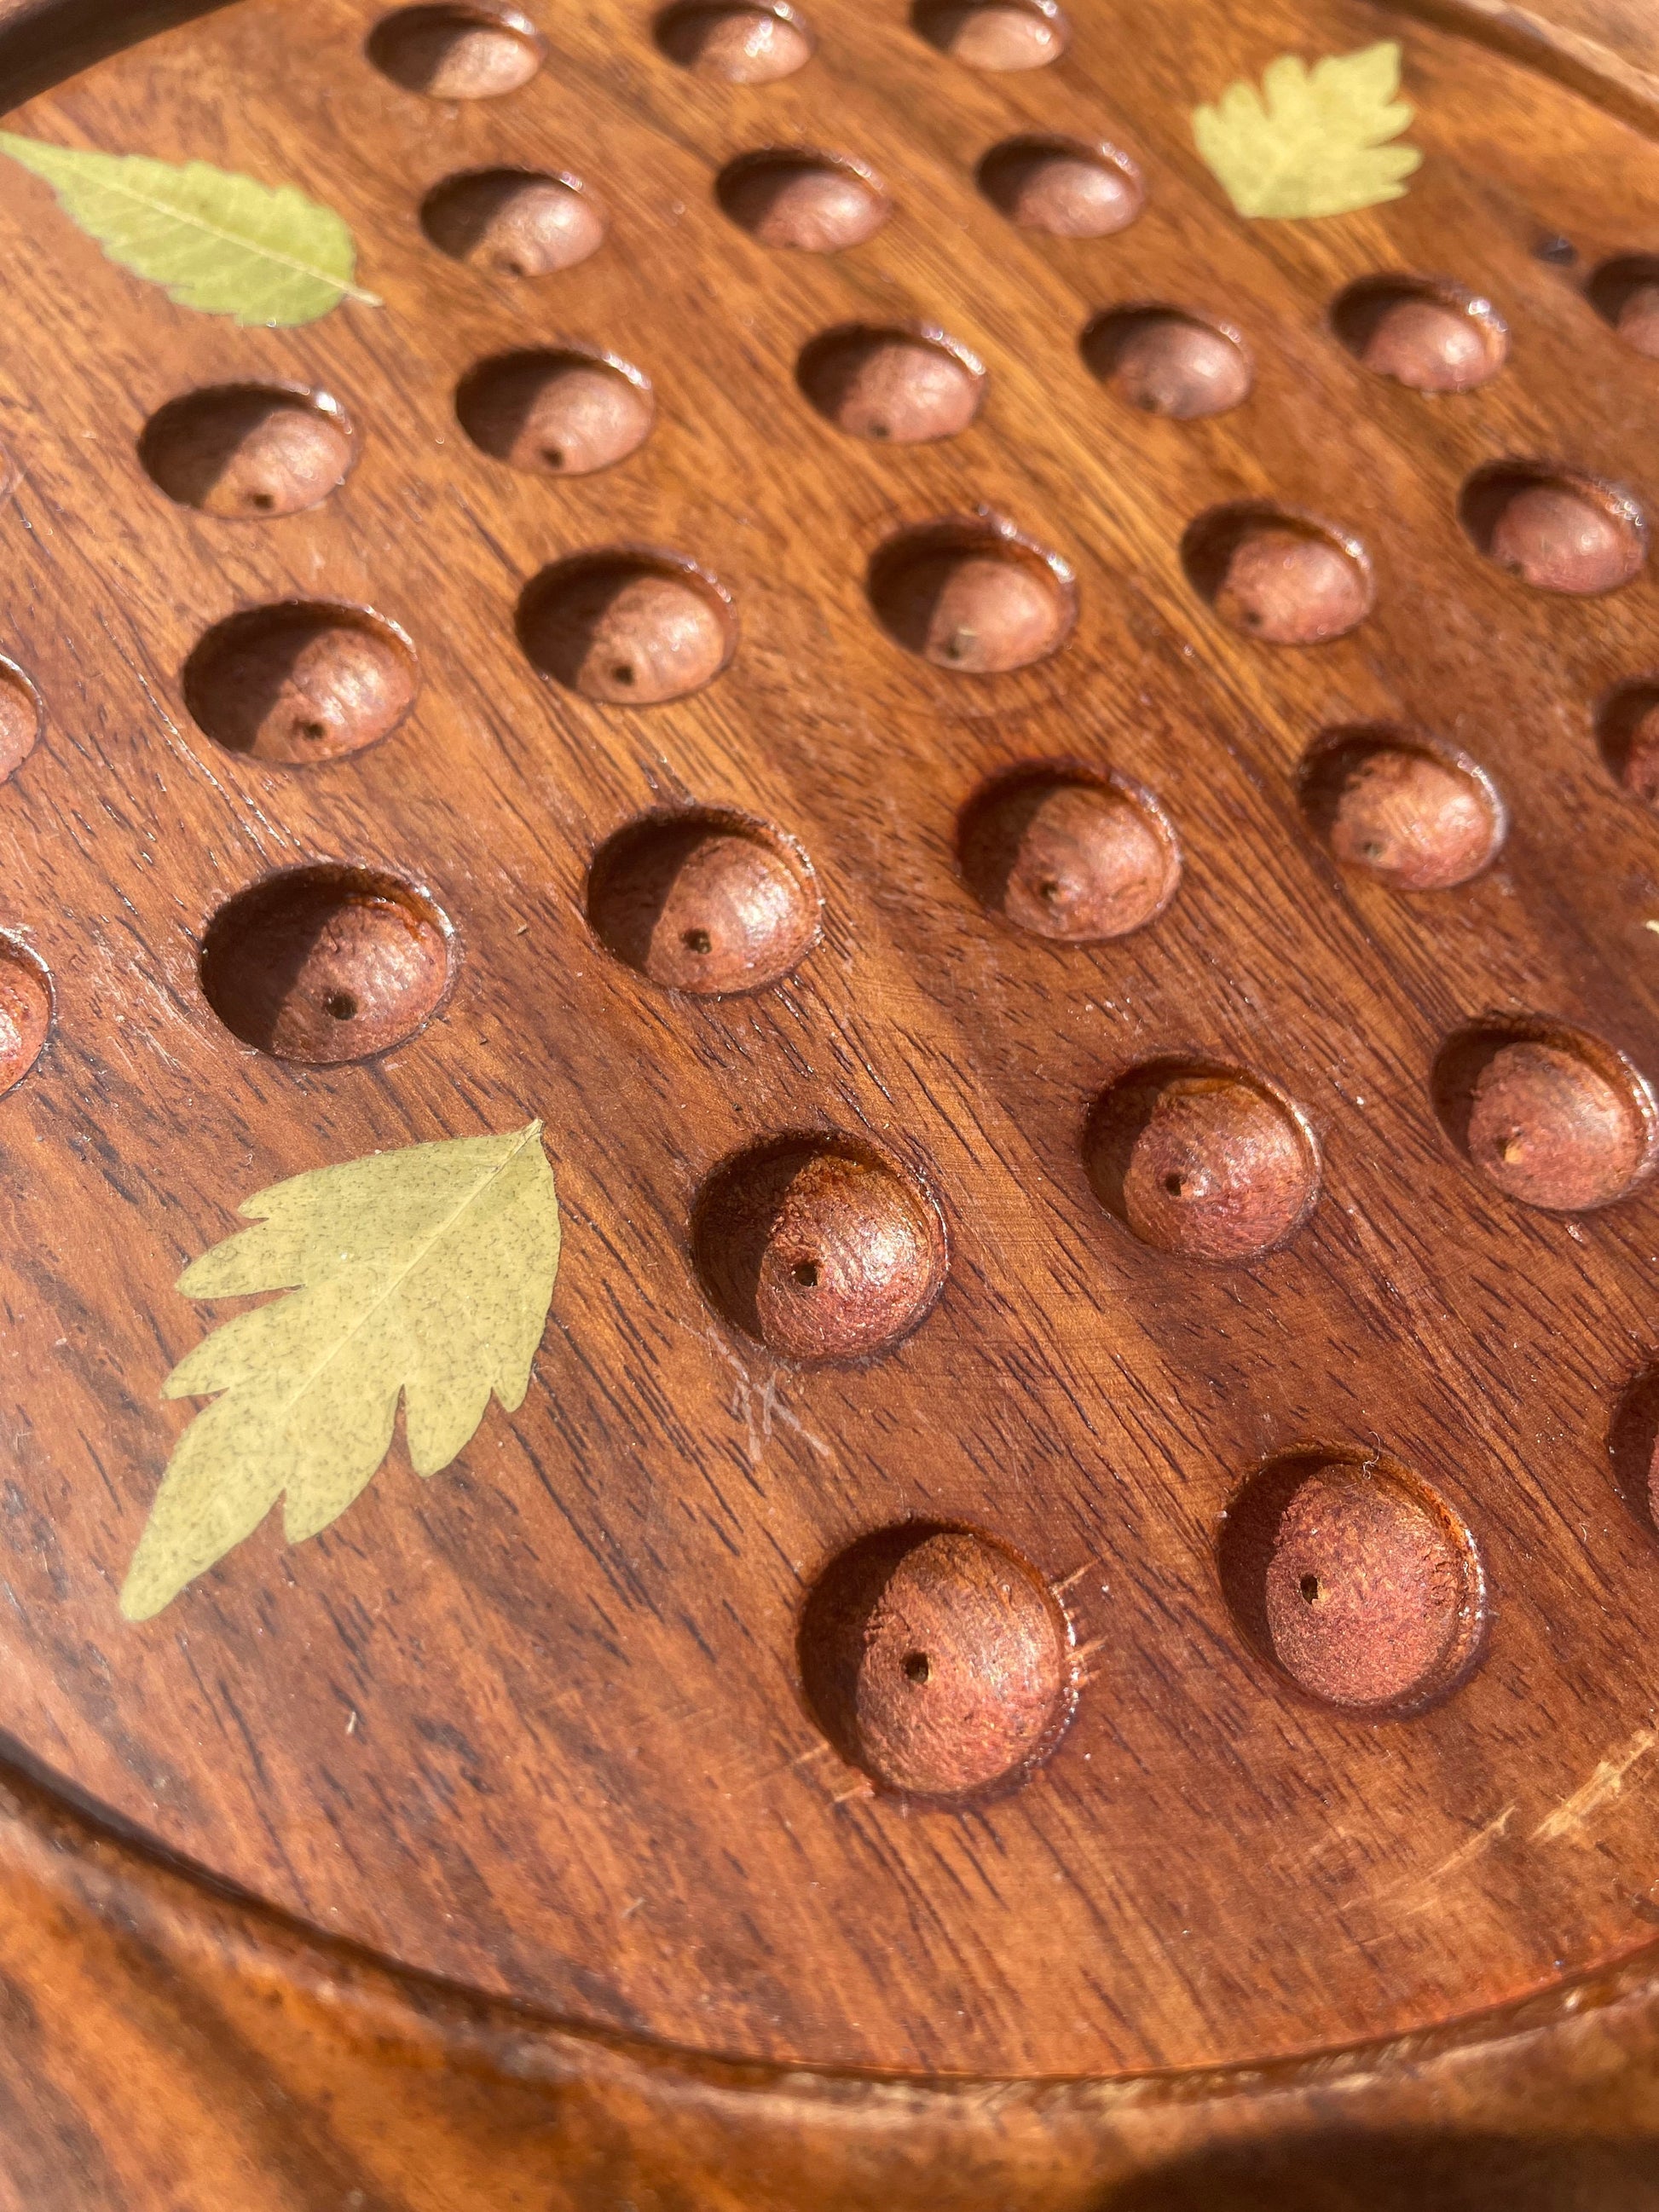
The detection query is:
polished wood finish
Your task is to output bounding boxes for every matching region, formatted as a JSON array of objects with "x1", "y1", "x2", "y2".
[{"x1": 5, "y1": 0, "x2": 1659, "y2": 2198}]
